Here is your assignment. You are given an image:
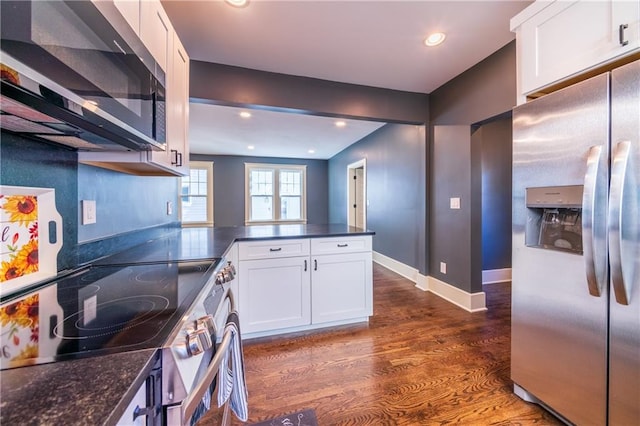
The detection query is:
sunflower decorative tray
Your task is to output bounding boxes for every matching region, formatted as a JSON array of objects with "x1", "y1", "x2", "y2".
[{"x1": 0, "y1": 186, "x2": 62, "y2": 298}]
